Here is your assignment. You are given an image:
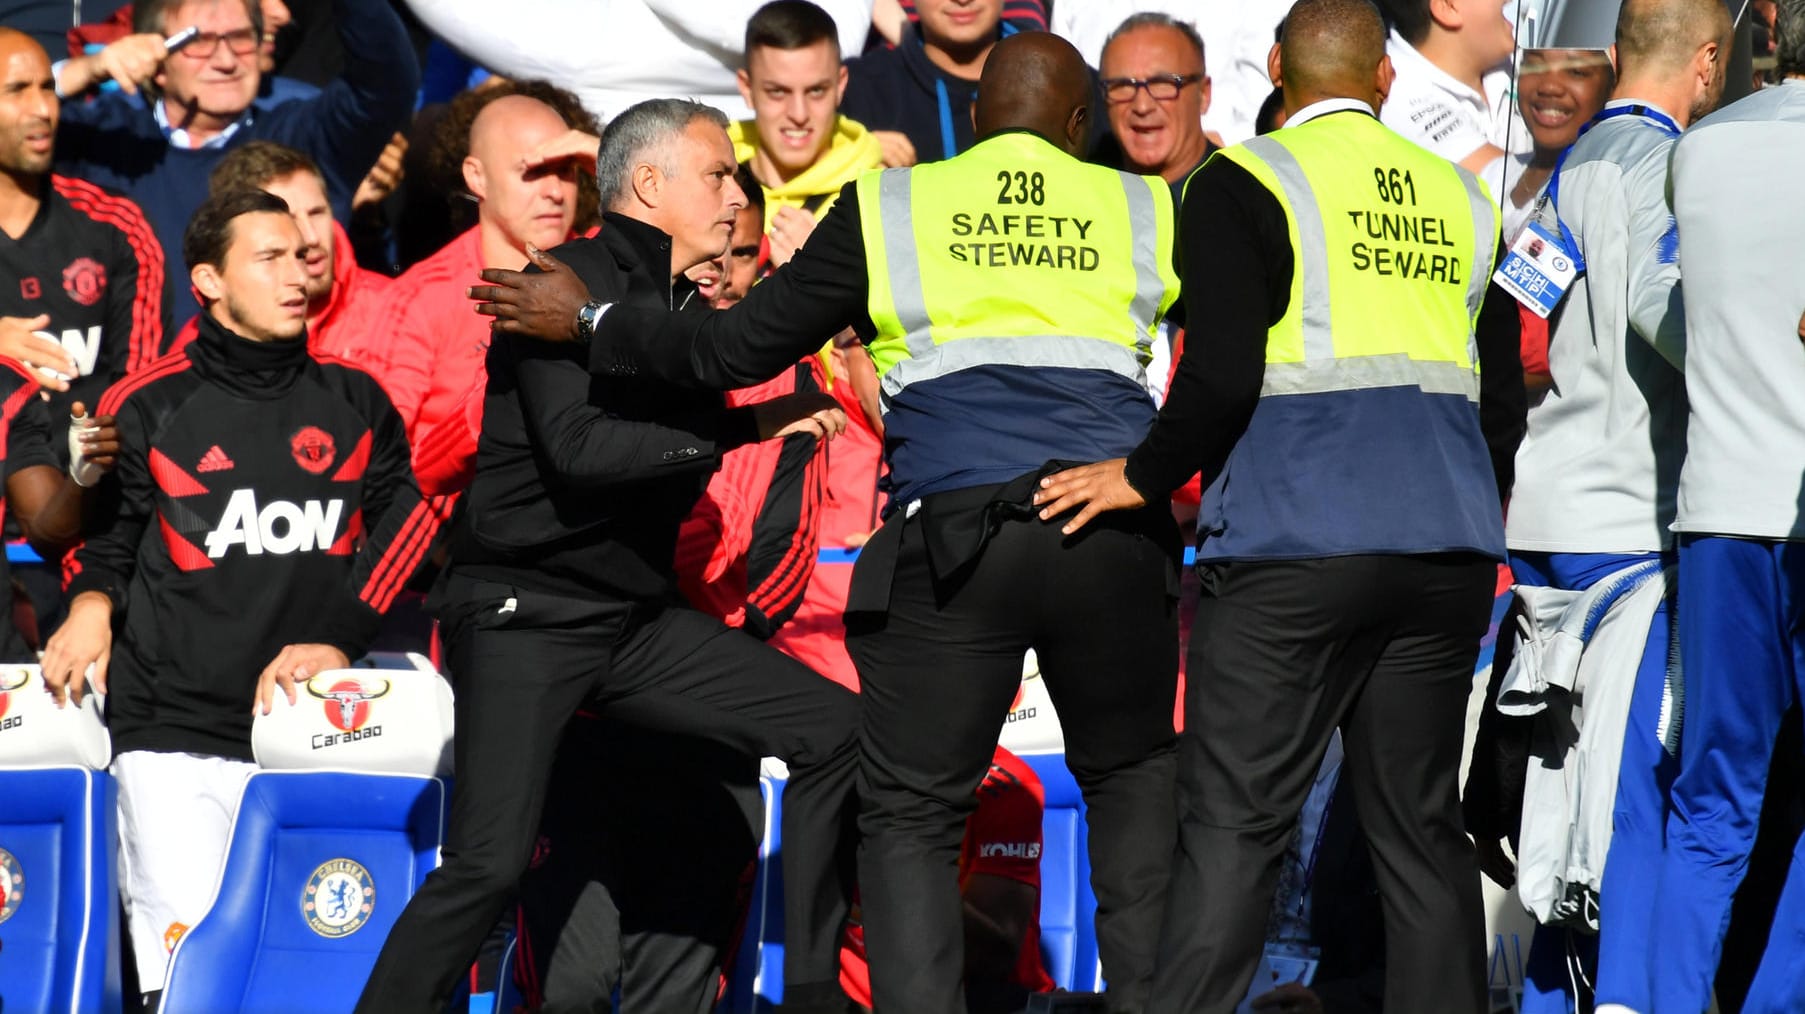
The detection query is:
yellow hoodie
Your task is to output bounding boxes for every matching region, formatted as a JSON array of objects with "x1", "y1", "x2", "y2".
[{"x1": 729, "y1": 114, "x2": 885, "y2": 233}]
